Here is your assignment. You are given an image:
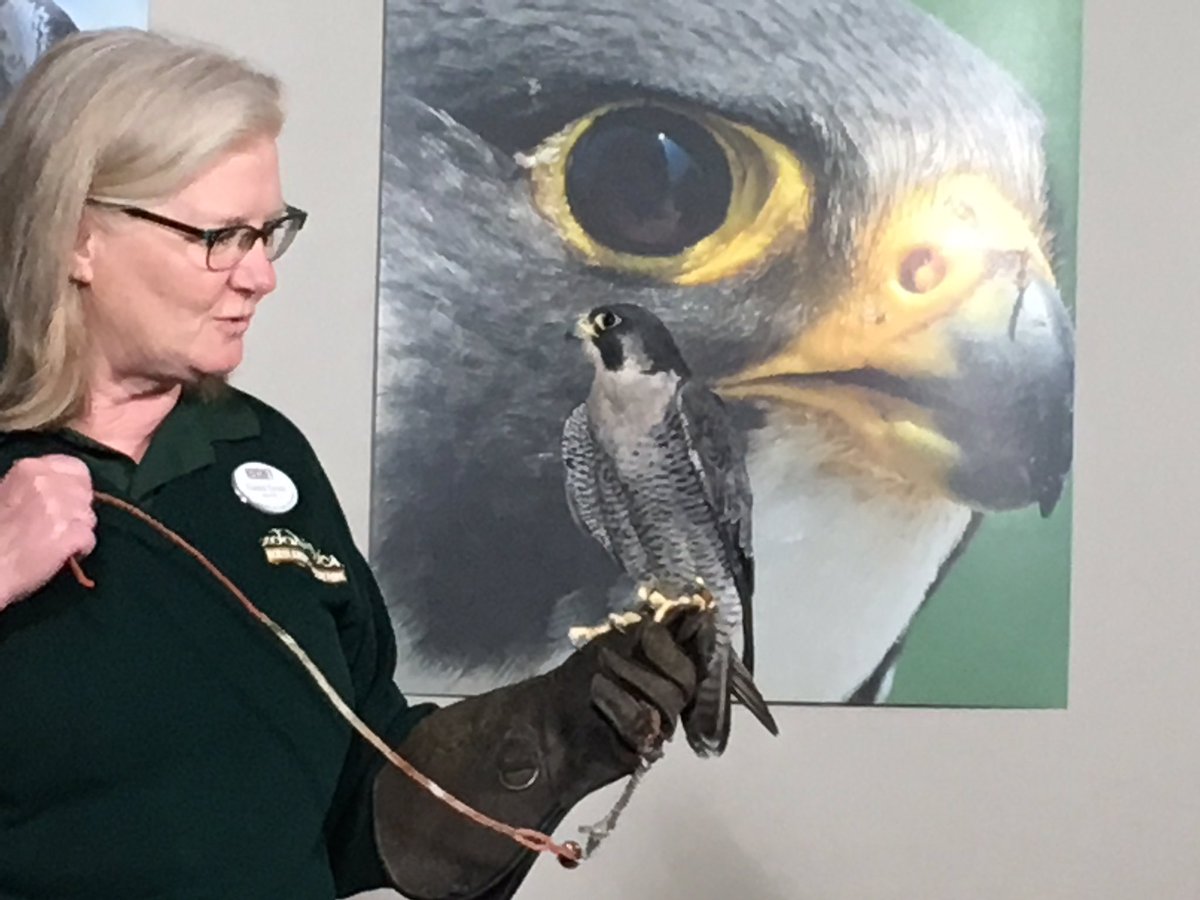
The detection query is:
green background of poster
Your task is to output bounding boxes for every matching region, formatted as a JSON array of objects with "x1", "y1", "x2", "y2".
[{"x1": 887, "y1": 0, "x2": 1081, "y2": 708}]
